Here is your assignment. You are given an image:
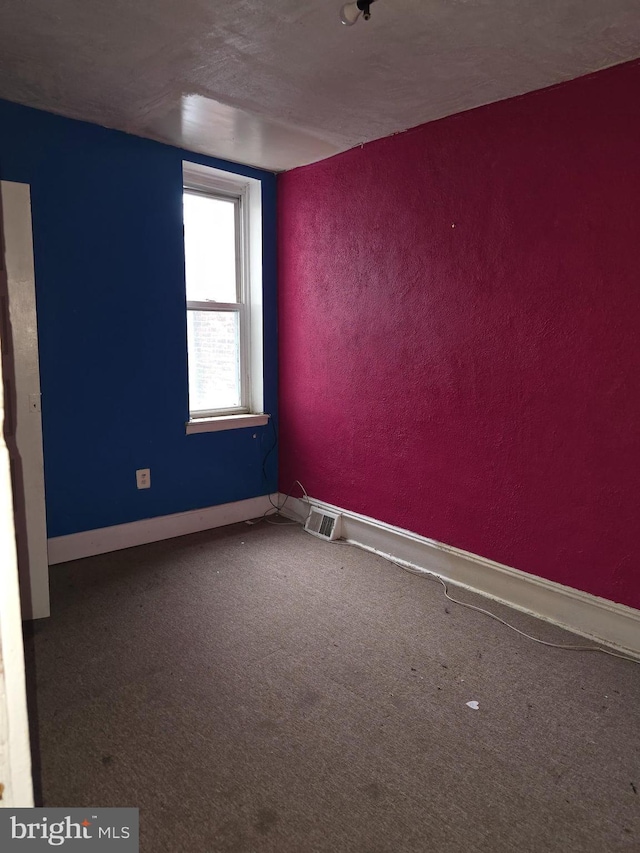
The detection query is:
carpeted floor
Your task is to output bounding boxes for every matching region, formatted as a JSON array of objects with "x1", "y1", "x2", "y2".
[{"x1": 24, "y1": 521, "x2": 640, "y2": 852}]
